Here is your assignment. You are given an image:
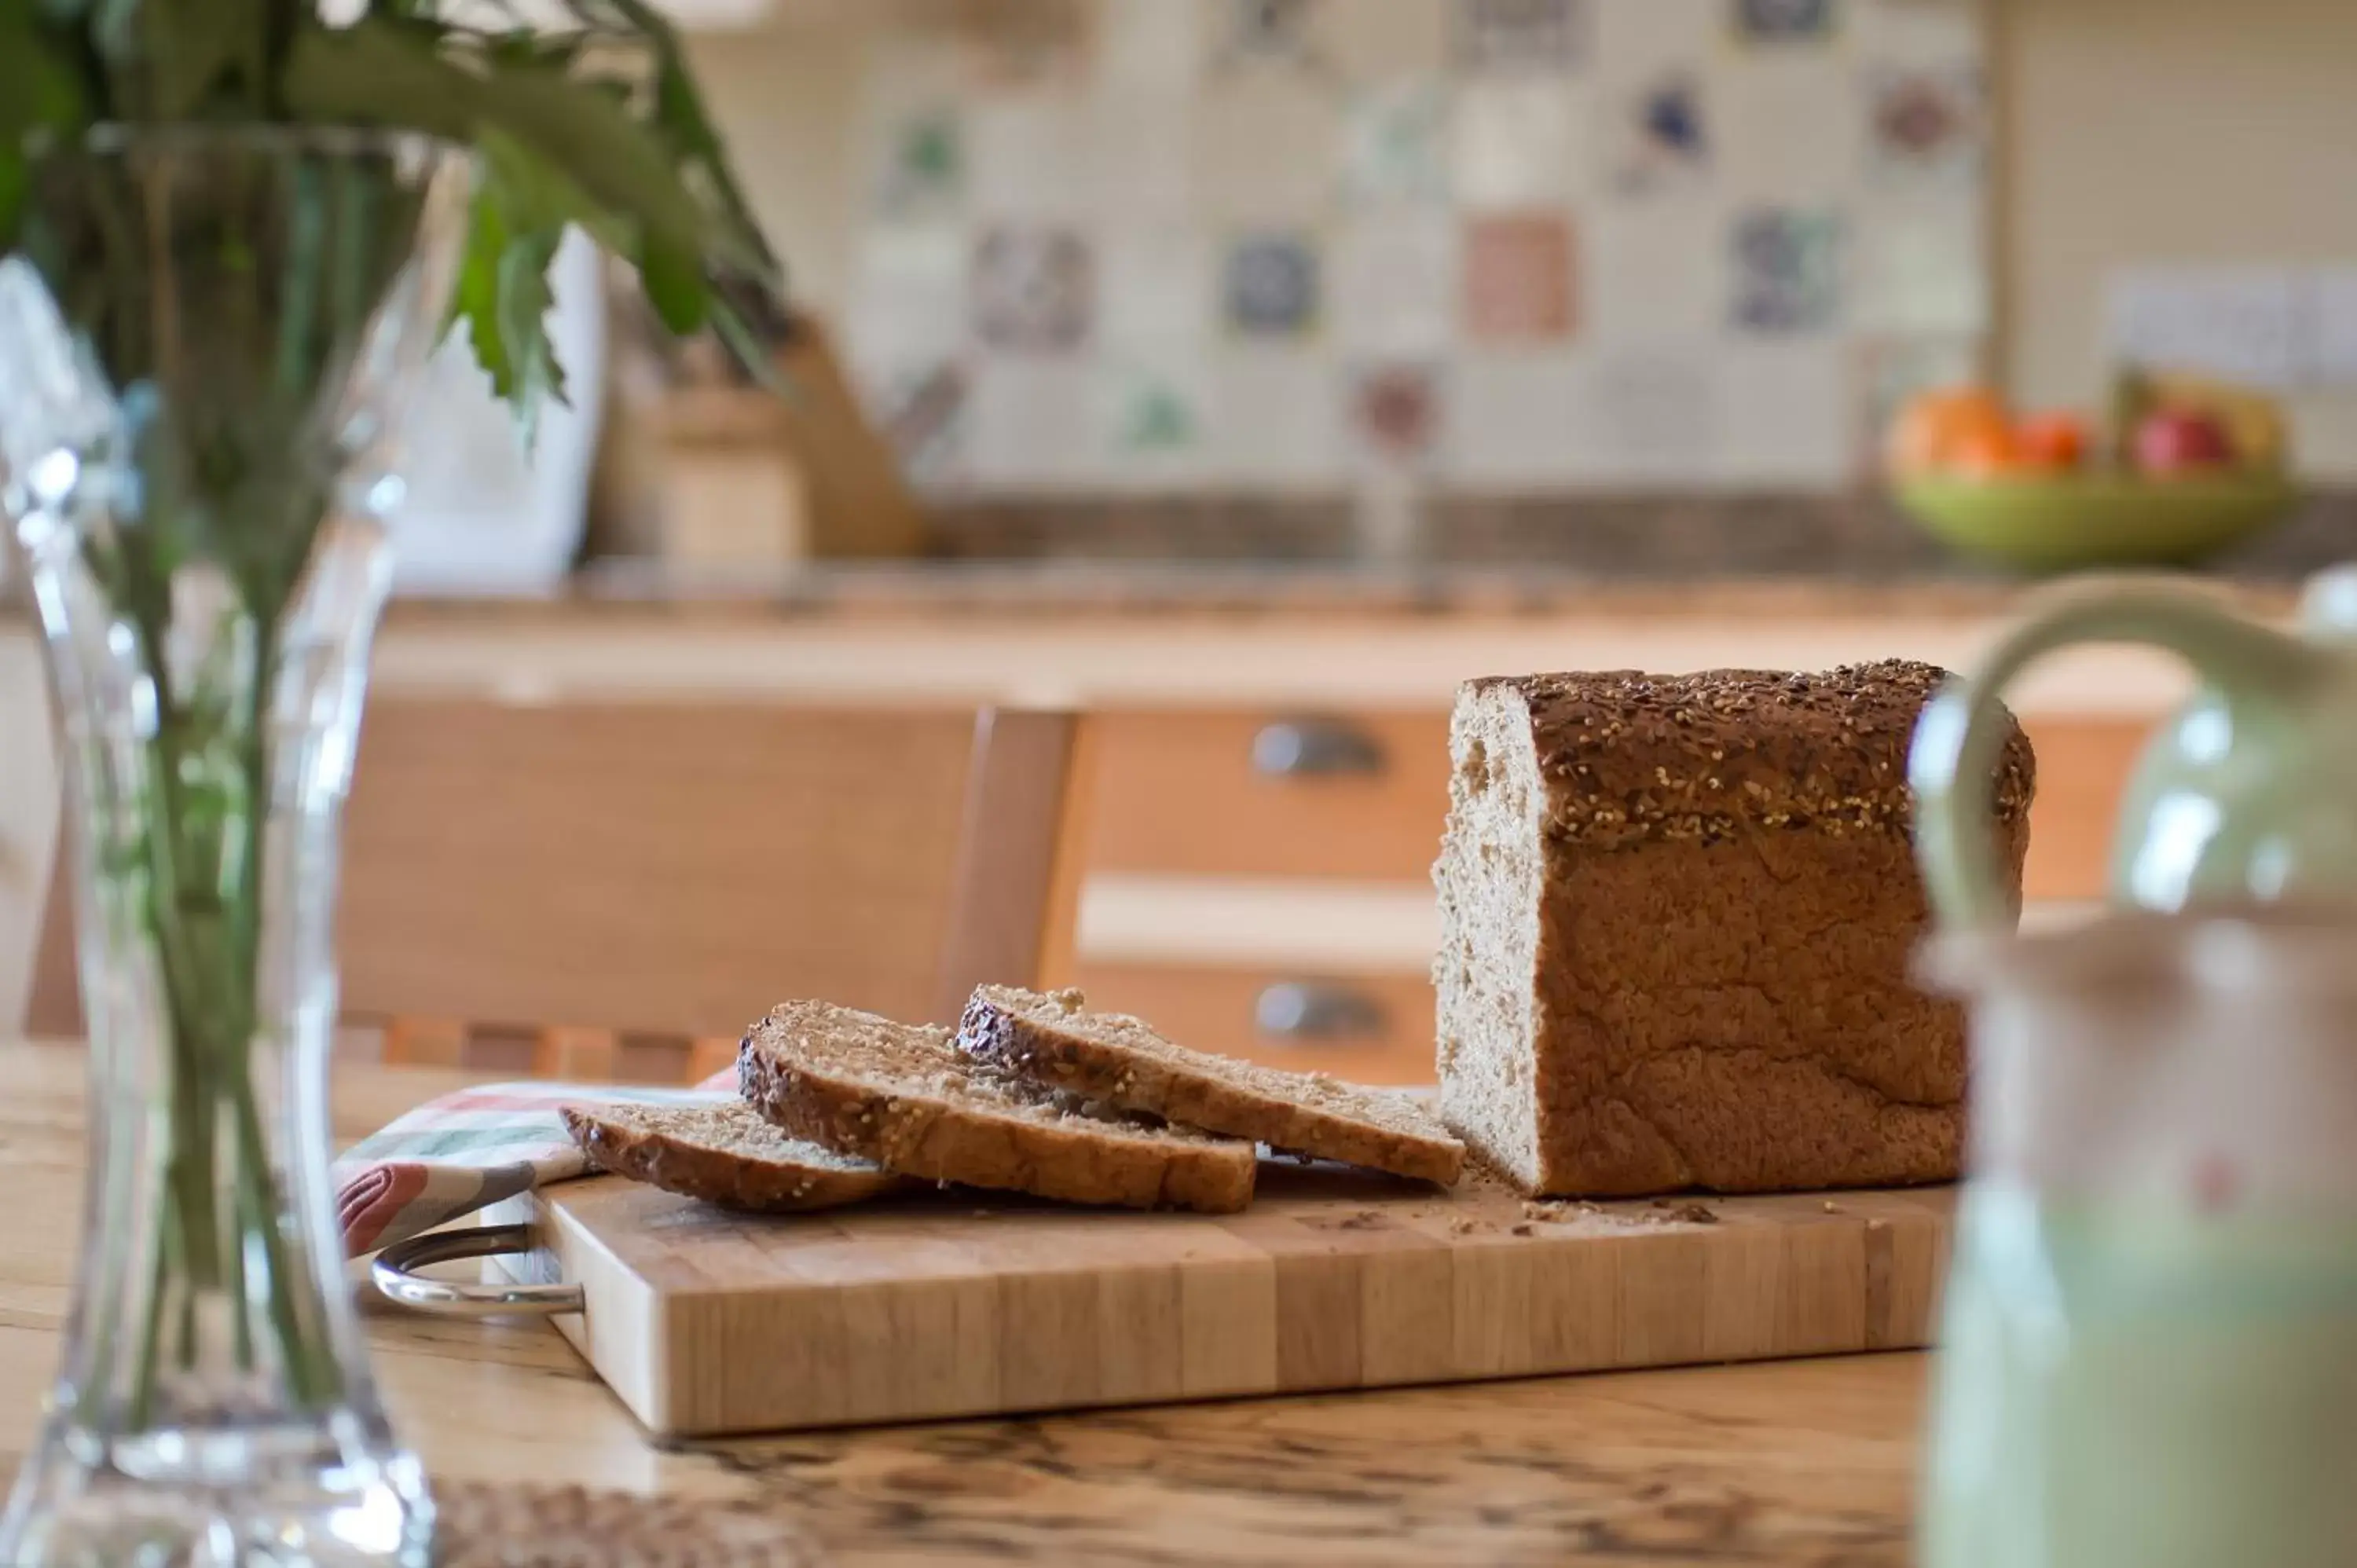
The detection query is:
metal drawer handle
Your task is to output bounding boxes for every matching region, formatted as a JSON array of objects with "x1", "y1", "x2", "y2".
[
  {"x1": 1251, "y1": 718, "x2": 1387, "y2": 779},
  {"x1": 1255, "y1": 982, "x2": 1388, "y2": 1042},
  {"x1": 371, "y1": 1223, "x2": 582, "y2": 1318}
]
